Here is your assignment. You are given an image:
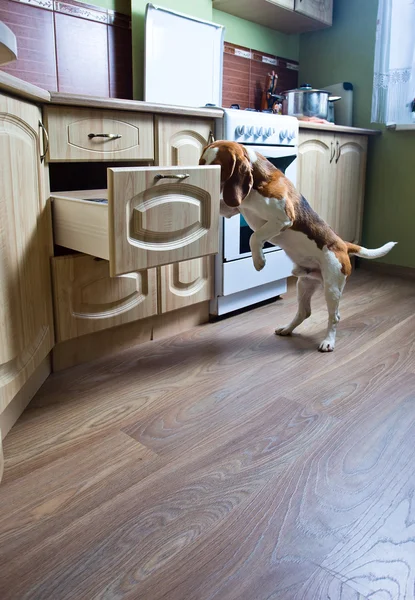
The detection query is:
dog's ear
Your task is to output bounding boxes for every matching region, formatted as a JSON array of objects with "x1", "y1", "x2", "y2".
[{"x1": 222, "y1": 150, "x2": 253, "y2": 208}]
